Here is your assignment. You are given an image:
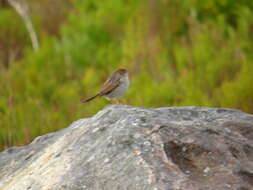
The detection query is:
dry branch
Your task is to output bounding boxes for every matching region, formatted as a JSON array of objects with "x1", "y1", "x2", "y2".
[{"x1": 7, "y1": 0, "x2": 39, "y2": 51}]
